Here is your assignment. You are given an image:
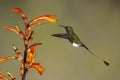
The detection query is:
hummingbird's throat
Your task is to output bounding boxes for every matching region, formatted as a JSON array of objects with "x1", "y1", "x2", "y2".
[{"x1": 72, "y1": 42, "x2": 80, "y2": 47}]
